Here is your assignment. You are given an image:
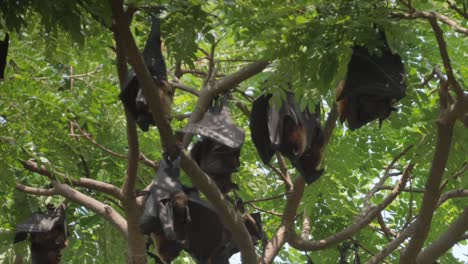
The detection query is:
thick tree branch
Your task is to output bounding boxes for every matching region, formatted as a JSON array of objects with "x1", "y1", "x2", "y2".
[
  {"x1": 215, "y1": 60, "x2": 270, "y2": 94},
  {"x1": 182, "y1": 60, "x2": 269, "y2": 147},
  {"x1": 114, "y1": 21, "x2": 148, "y2": 263},
  {"x1": 111, "y1": 0, "x2": 178, "y2": 157},
  {"x1": 21, "y1": 159, "x2": 123, "y2": 199},
  {"x1": 110, "y1": 1, "x2": 258, "y2": 262},
  {"x1": 438, "y1": 189, "x2": 468, "y2": 206},
  {"x1": 180, "y1": 153, "x2": 257, "y2": 263},
  {"x1": 287, "y1": 162, "x2": 414, "y2": 251},
  {"x1": 260, "y1": 176, "x2": 306, "y2": 264},
  {"x1": 399, "y1": 108, "x2": 456, "y2": 263},
  {"x1": 416, "y1": 208, "x2": 468, "y2": 263}
]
